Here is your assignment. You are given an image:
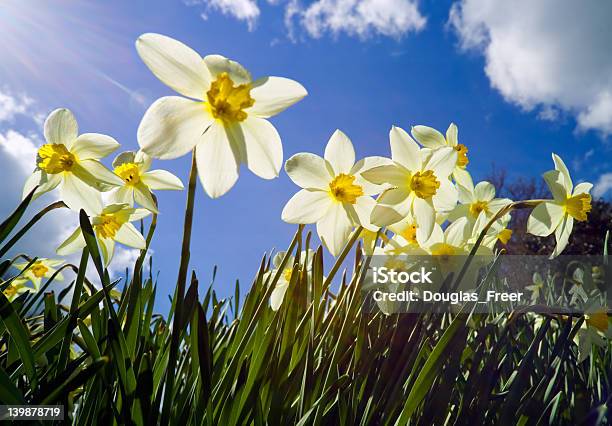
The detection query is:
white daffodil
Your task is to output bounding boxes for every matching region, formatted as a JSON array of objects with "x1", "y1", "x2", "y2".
[
  {"x1": 13, "y1": 258, "x2": 64, "y2": 290},
  {"x1": 449, "y1": 180, "x2": 512, "y2": 235},
  {"x1": 281, "y1": 130, "x2": 388, "y2": 256},
  {"x1": 362, "y1": 126, "x2": 458, "y2": 242},
  {"x1": 575, "y1": 308, "x2": 611, "y2": 363},
  {"x1": 135, "y1": 33, "x2": 307, "y2": 198},
  {"x1": 266, "y1": 250, "x2": 314, "y2": 311},
  {"x1": 480, "y1": 213, "x2": 513, "y2": 249},
  {"x1": 527, "y1": 154, "x2": 592, "y2": 258},
  {"x1": 57, "y1": 203, "x2": 150, "y2": 266},
  {"x1": 2, "y1": 279, "x2": 33, "y2": 302},
  {"x1": 411, "y1": 123, "x2": 472, "y2": 187},
  {"x1": 22, "y1": 108, "x2": 124, "y2": 214},
  {"x1": 110, "y1": 150, "x2": 184, "y2": 213}
]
